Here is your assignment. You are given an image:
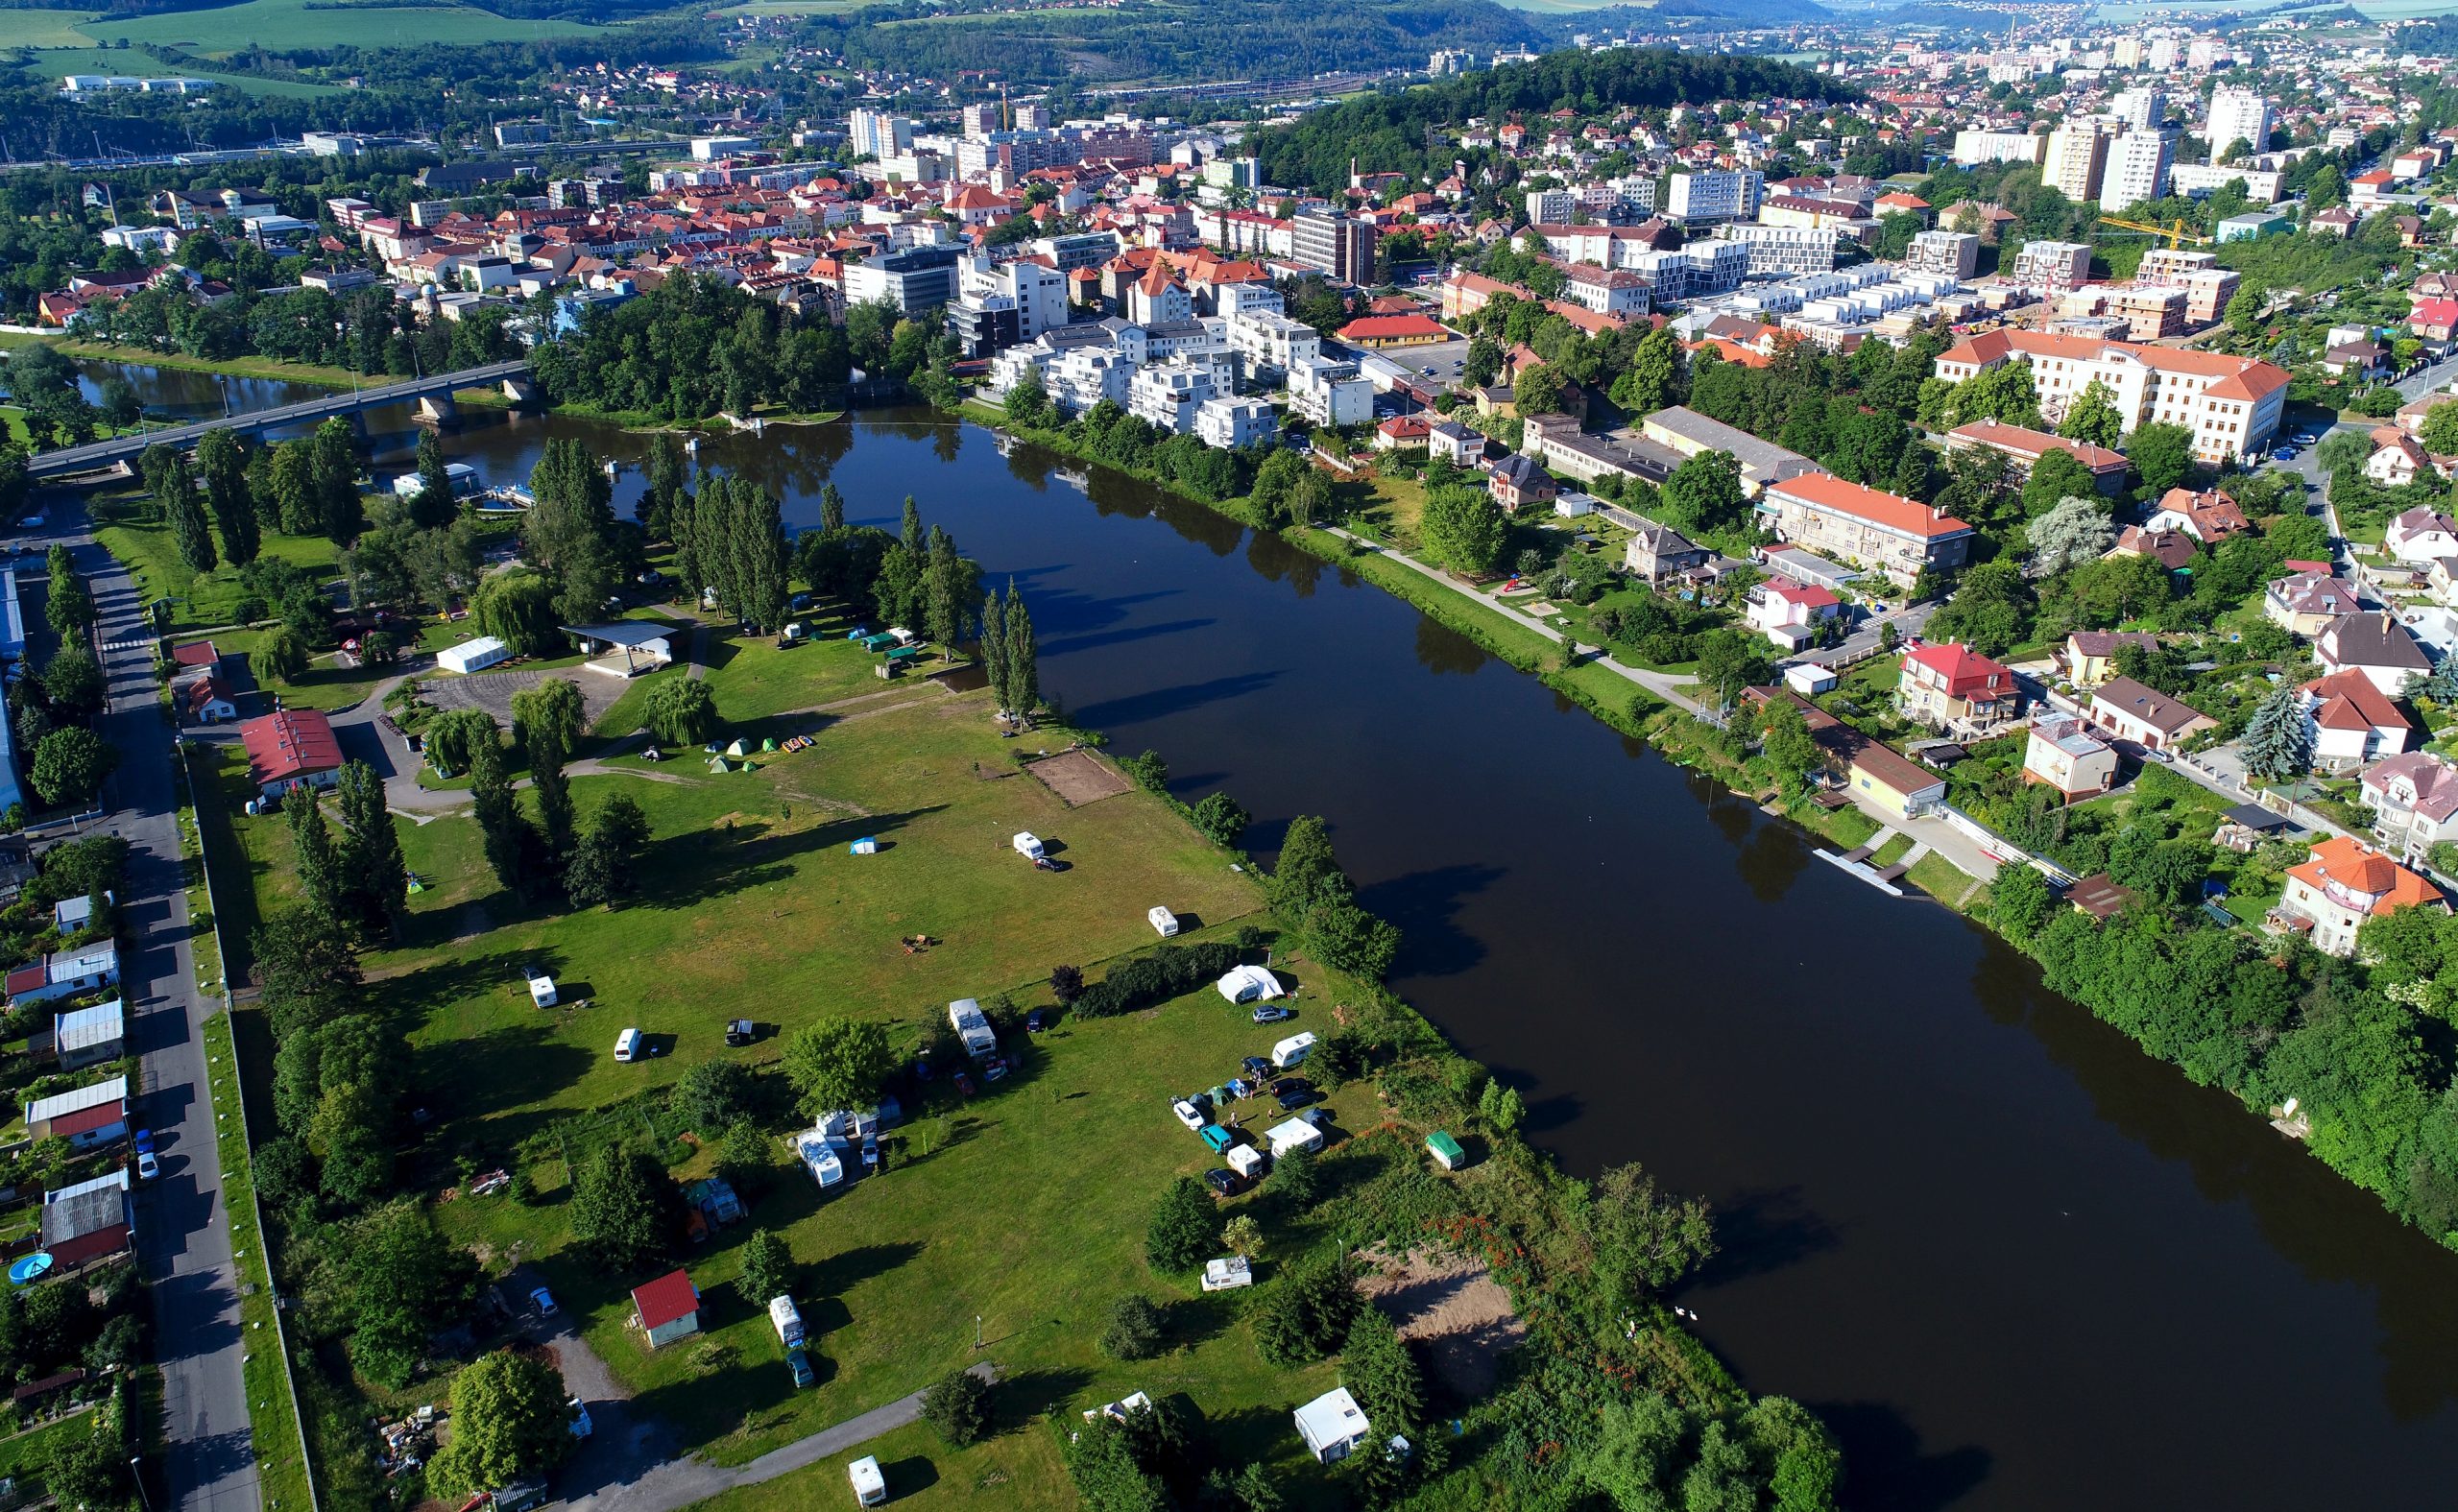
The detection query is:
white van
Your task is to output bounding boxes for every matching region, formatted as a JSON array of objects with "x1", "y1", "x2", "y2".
[
  {"x1": 769, "y1": 1294, "x2": 806, "y2": 1347},
  {"x1": 614, "y1": 1027, "x2": 643, "y2": 1063},
  {"x1": 849, "y1": 1454, "x2": 888, "y2": 1506}
]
